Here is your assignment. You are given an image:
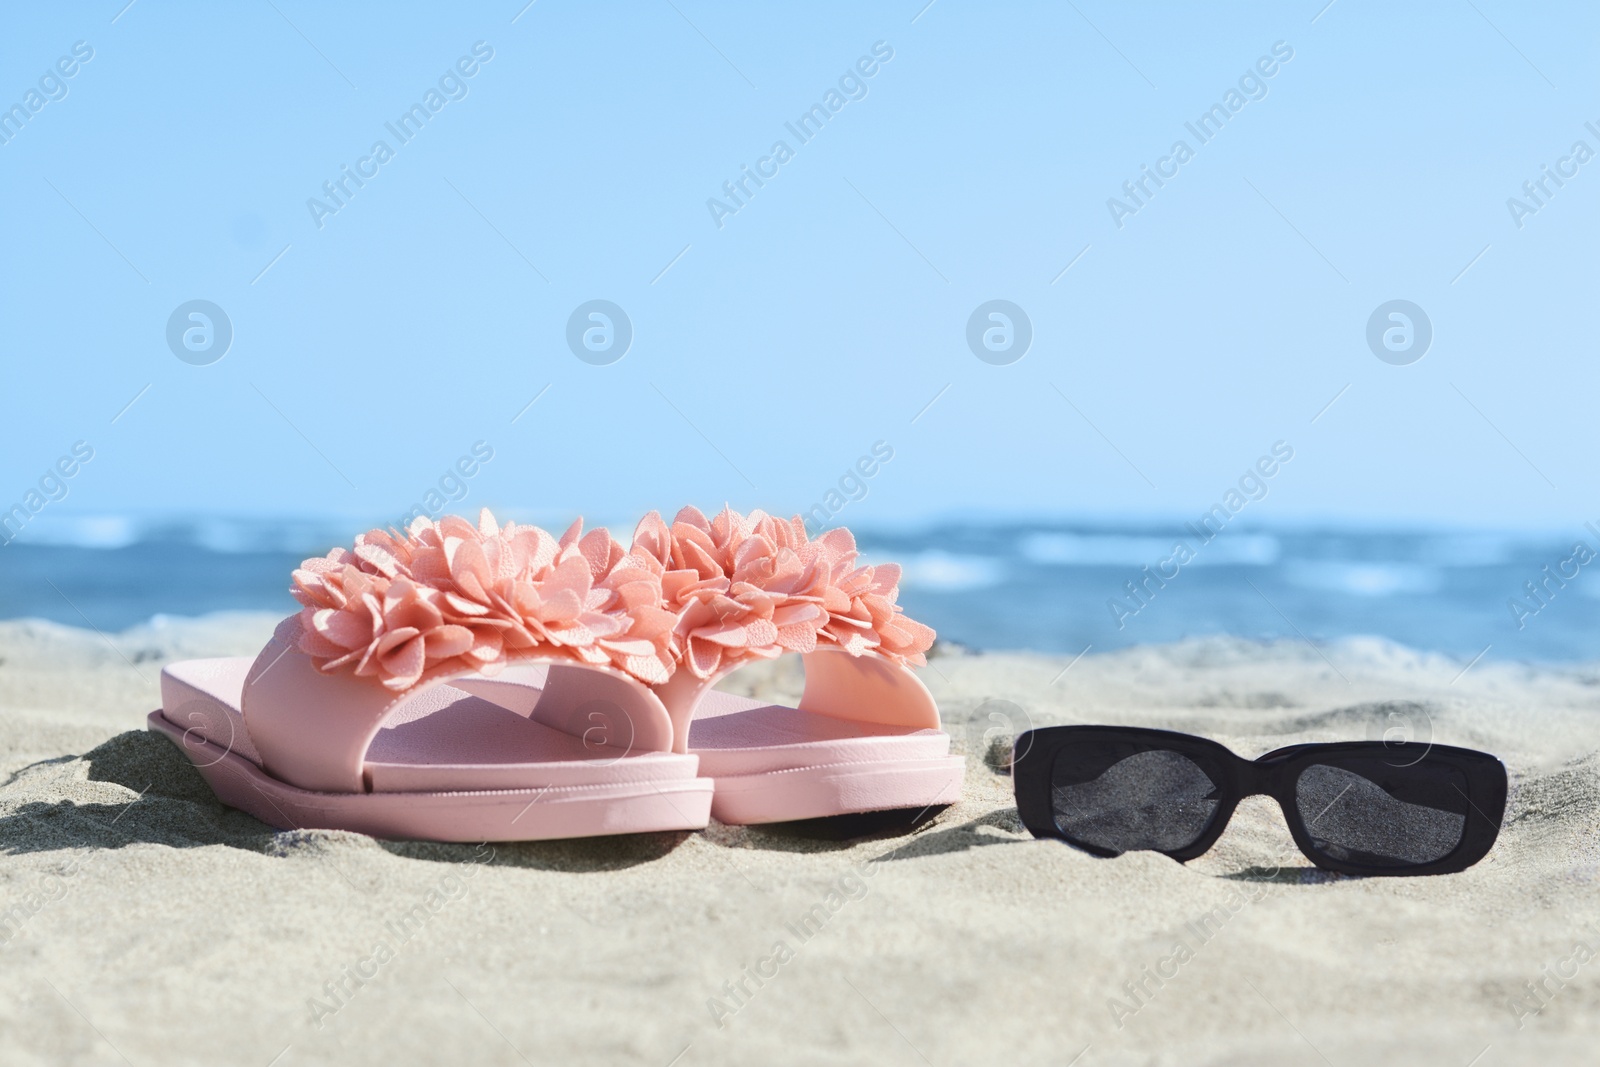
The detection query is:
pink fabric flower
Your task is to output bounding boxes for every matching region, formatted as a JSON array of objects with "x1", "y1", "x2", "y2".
[
  {"x1": 812, "y1": 527, "x2": 937, "y2": 663},
  {"x1": 290, "y1": 510, "x2": 675, "y2": 691},
  {"x1": 289, "y1": 505, "x2": 934, "y2": 693},
  {"x1": 628, "y1": 506, "x2": 935, "y2": 679}
]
